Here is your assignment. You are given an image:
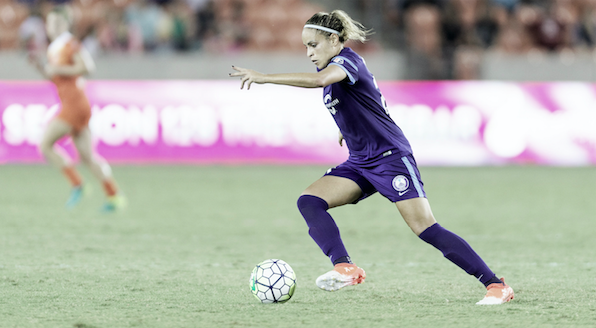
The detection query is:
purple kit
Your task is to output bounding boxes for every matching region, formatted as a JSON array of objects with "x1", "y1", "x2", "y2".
[{"x1": 320, "y1": 47, "x2": 425, "y2": 202}]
